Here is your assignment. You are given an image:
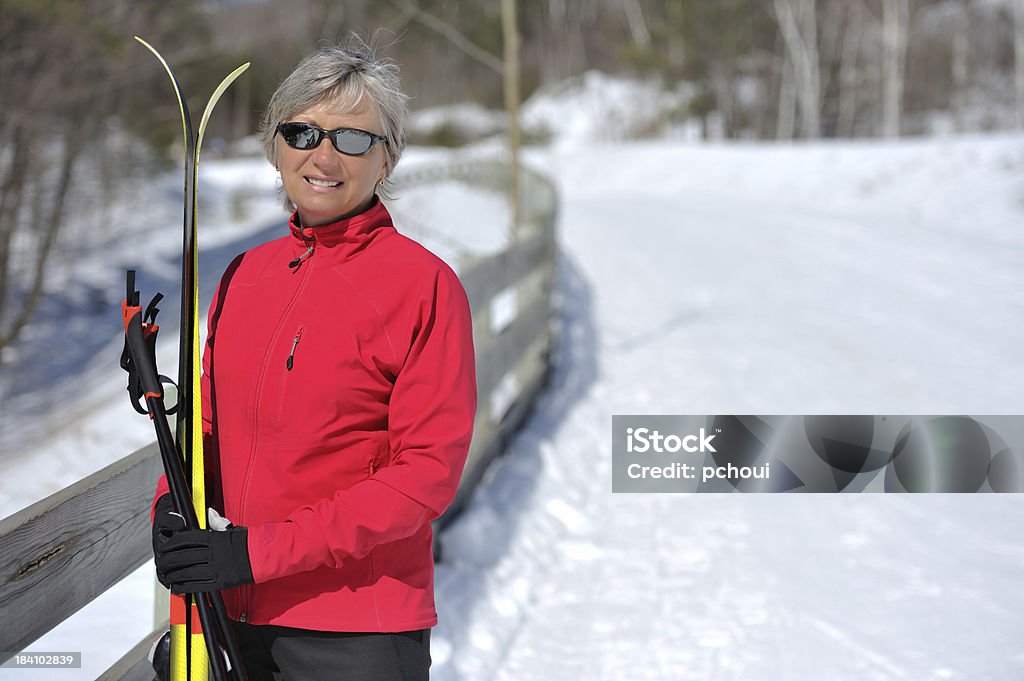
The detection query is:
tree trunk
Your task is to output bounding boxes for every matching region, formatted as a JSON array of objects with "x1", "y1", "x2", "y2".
[
  {"x1": 621, "y1": 0, "x2": 651, "y2": 49},
  {"x1": 0, "y1": 132, "x2": 33, "y2": 338},
  {"x1": 1014, "y1": 0, "x2": 1024, "y2": 129},
  {"x1": 951, "y1": 1, "x2": 969, "y2": 132},
  {"x1": 0, "y1": 129, "x2": 82, "y2": 352},
  {"x1": 777, "y1": 51, "x2": 797, "y2": 140},
  {"x1": 710, "y1": 61, "x2": 736, "y2": 139},
  {"x1": 773, "y1": 0, "x2": 821, "y2": 138},
  {"x1": 502, "y1": 0, "x2": 521, "y2": 235},
  {"x1": 837, "y1": 2, "x2": 863, "y2": 138},
  {"x1": 881, "y1": 0, "x2": 909, "y2": 138}
]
